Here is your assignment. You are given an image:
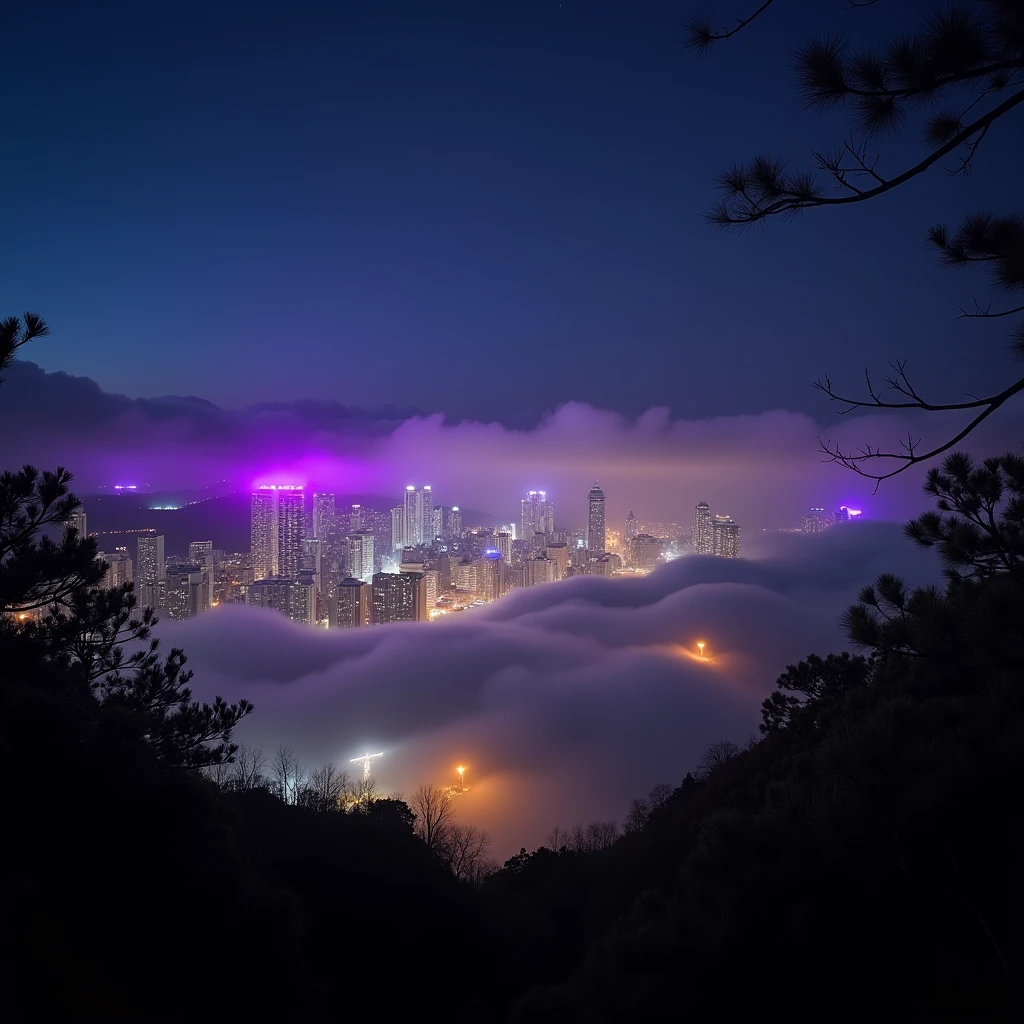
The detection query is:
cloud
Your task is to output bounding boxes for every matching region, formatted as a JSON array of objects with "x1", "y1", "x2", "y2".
[
  {"x1": 4, "y1": 359, "x2": 1022, "y2": 528},
  {"x1": 158, "y1": 522, "x2": 939, "y2": 857}
]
